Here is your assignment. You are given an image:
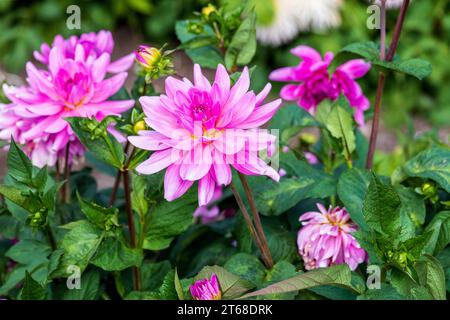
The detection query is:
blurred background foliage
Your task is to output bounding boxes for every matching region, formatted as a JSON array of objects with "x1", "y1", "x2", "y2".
[{"x1": 0, "y1": 0, "x2": 449, "y2": 128}]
